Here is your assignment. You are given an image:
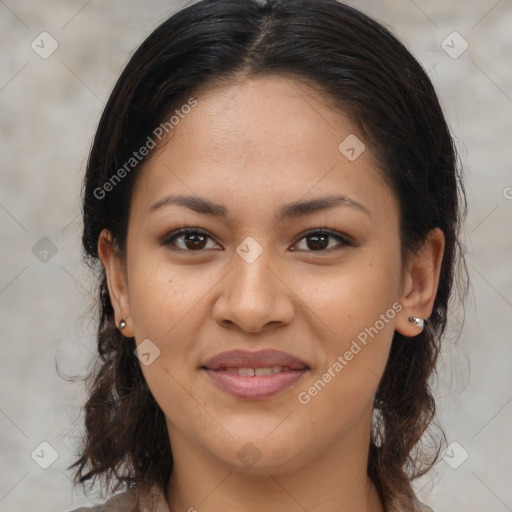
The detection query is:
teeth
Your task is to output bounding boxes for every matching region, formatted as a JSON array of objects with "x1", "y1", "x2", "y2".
[
  {"x1": 224, "y1": 366, "x2": 288, "y2": 376},
  {"x1": 259, "y1": 366, "x2": 284, "y2": 376}
]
